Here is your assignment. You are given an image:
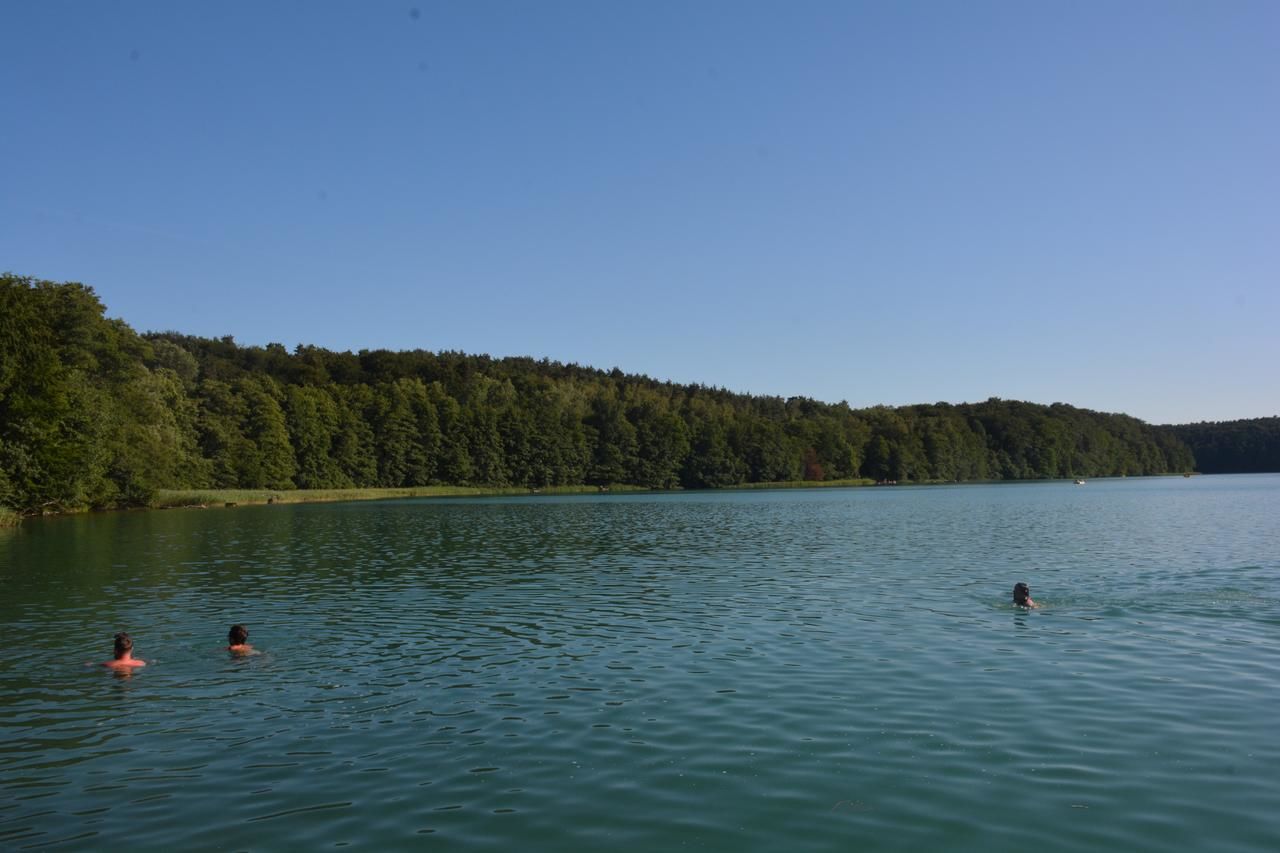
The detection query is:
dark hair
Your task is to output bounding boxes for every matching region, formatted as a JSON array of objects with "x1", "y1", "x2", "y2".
[
  {"x1": 113, "y1": 632, "x2": 133, "y2": 659},
  {"x1": 228, "y1": 624, "x2": 249, "y2": 645},
  {"x1": 1013, "y1": 583, "x2": 1031, "y2": 605}
]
